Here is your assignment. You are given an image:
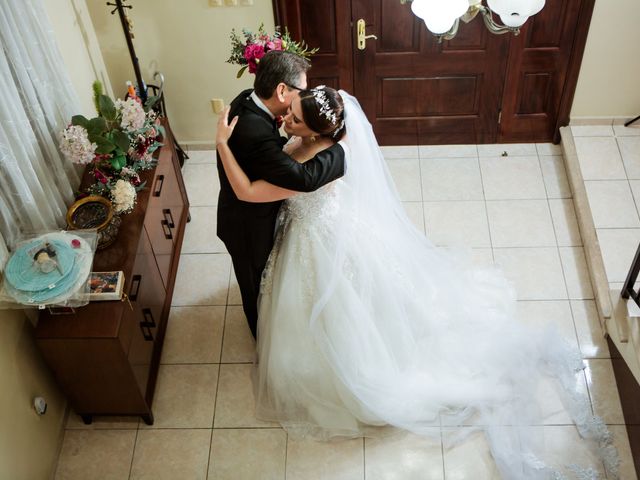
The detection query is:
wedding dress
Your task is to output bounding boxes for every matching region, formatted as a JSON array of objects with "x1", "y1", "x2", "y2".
[{"x1": 254, "y1": 91, "x2": 618, "y2": 479}]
